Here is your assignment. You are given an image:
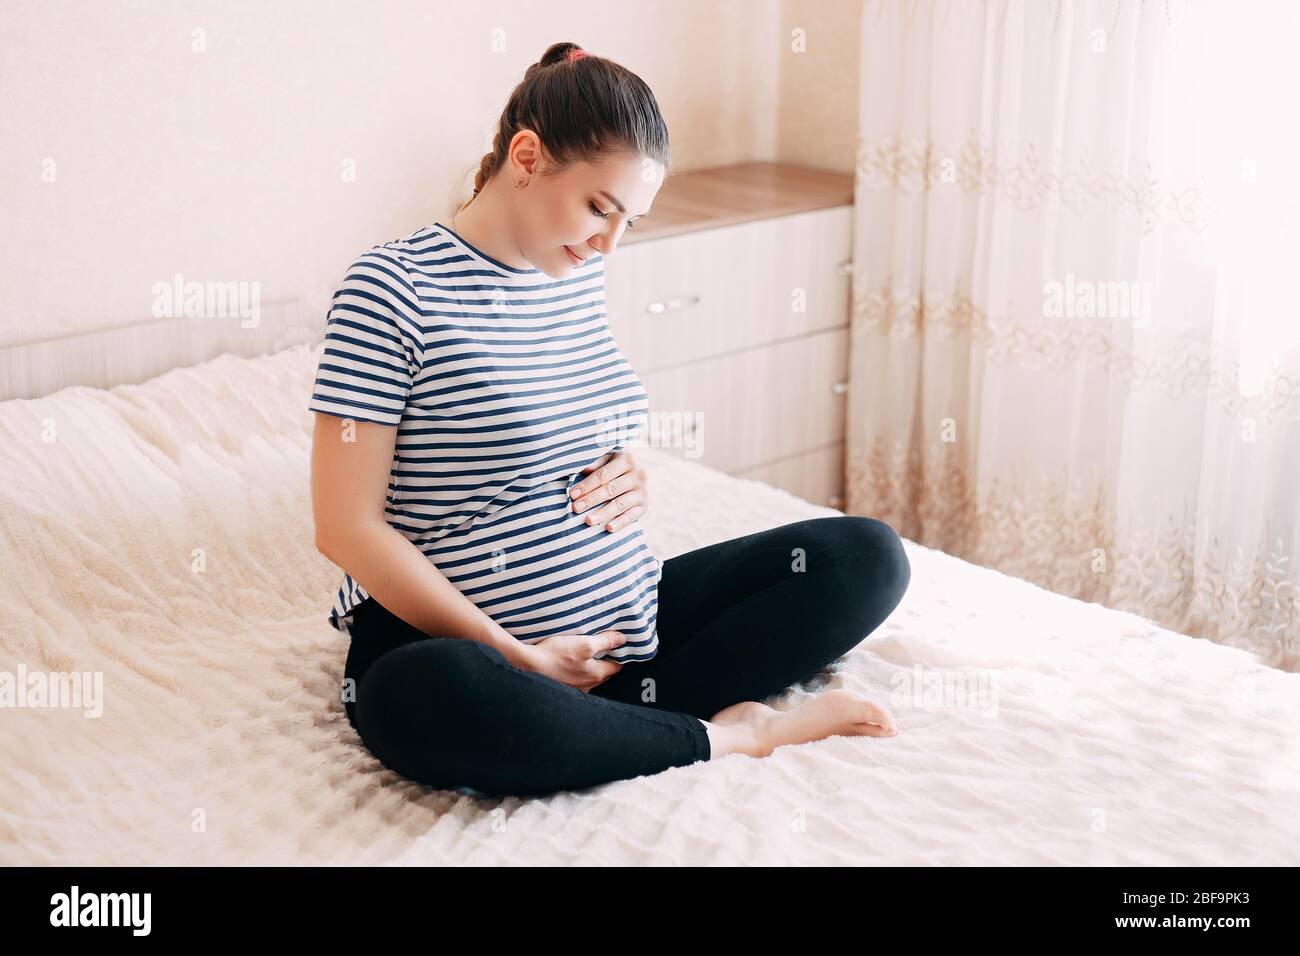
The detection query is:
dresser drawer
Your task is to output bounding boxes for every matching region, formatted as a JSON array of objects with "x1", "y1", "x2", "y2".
[
  {"x1": 604, "y1": 205, "x2": 853, "y2": 372},
  {"x1": 637, "y1": 327, "x2": 850, "y2": 473},
  {"x1": 734, "y1": 443, "x2": 846, "y2": 511}
]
